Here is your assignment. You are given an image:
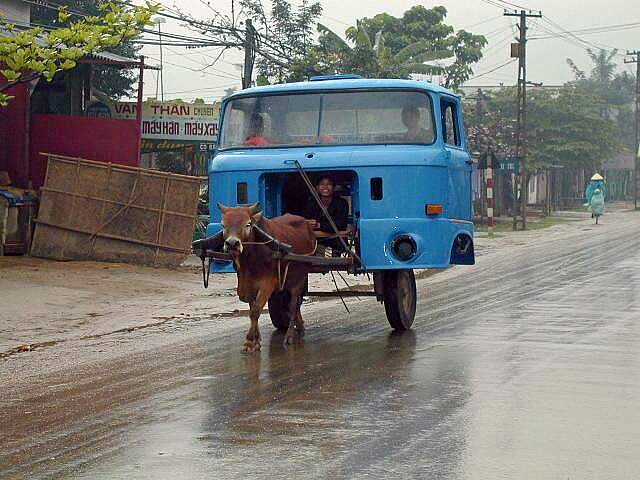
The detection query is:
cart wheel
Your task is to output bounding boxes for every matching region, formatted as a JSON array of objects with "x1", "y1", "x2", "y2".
[
  {"x1": 383, "y1": 269, "x2": 417, "y2": 330},
  {"x1": 268, "y1": 291, "x2": 292, "y2": 331}
]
